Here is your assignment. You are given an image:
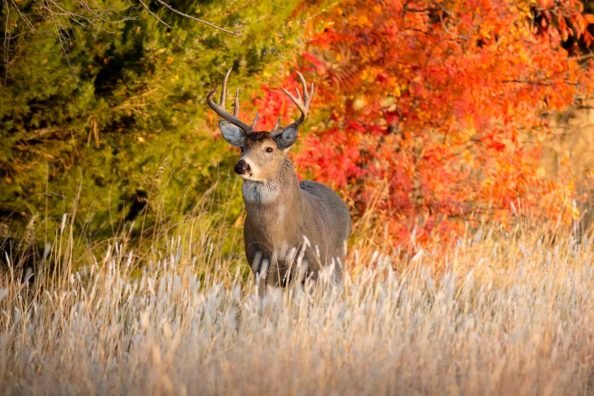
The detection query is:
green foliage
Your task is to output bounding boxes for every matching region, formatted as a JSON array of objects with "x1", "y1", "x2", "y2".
[{"x1": 0, "y1": 0, "x2": 304, "y2": 244}]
